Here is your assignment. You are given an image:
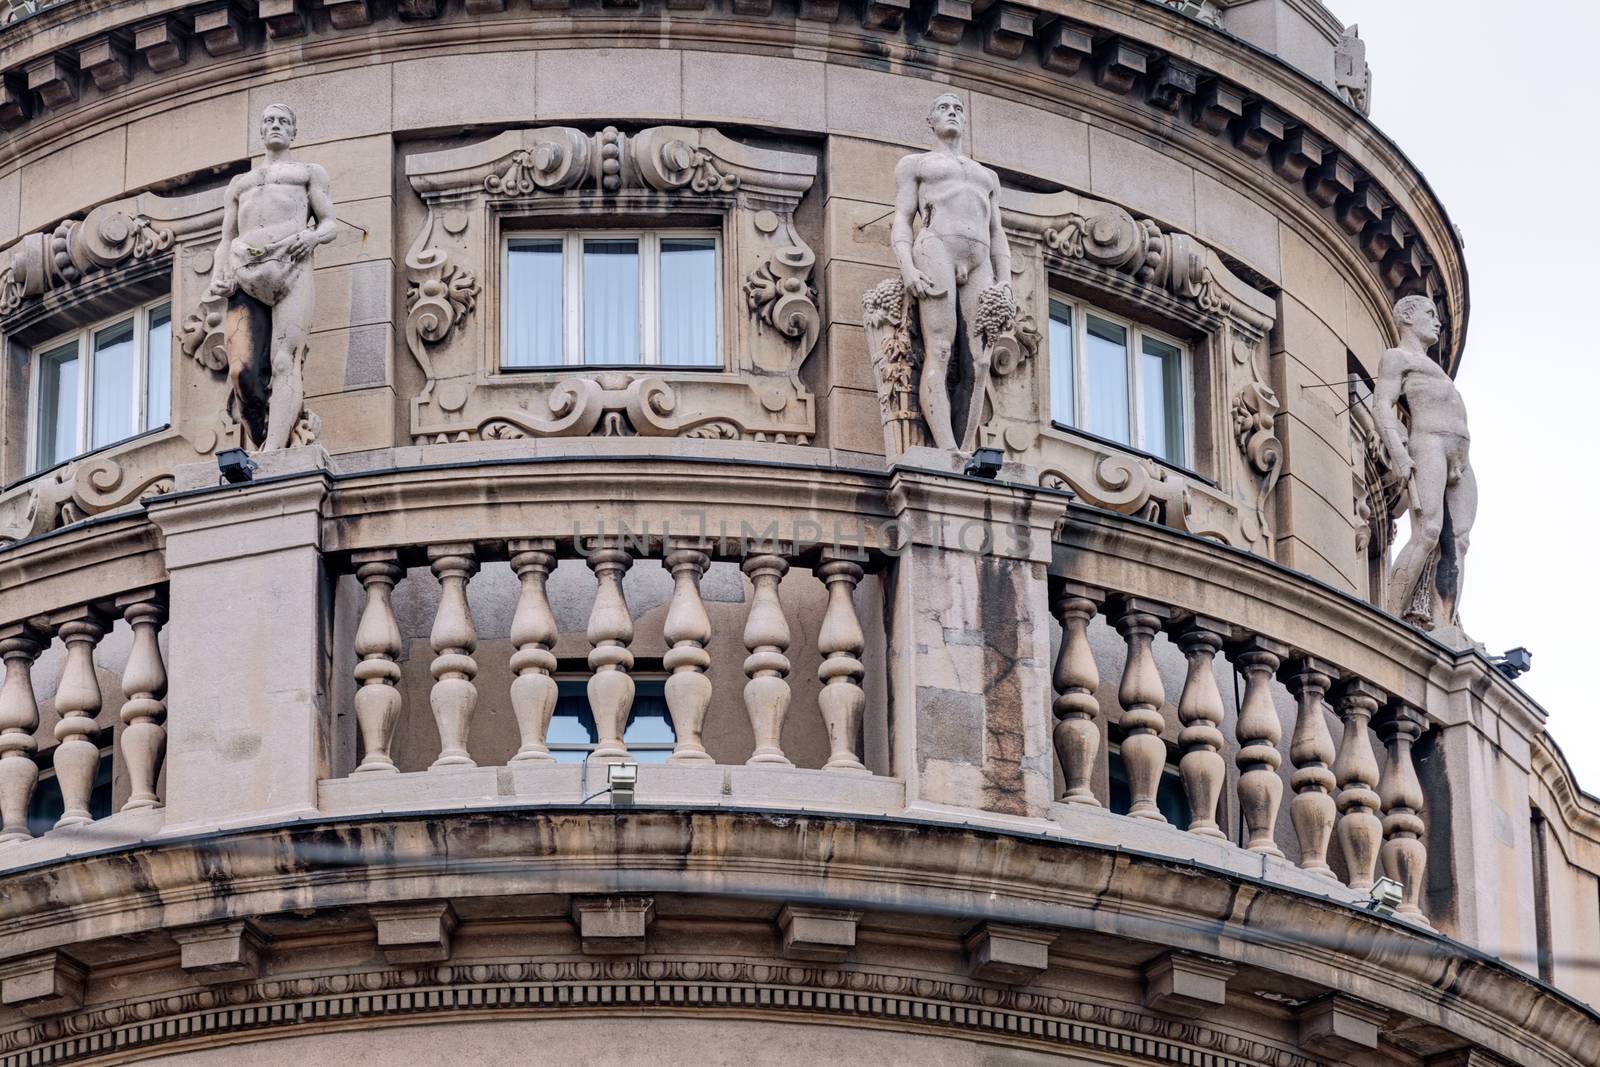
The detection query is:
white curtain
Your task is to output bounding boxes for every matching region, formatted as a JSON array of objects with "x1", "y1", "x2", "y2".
[
  {"x1": 1140, "y1": 337, "x2": 1184, "y2": 463},
  {"x1": 583, "y1": 238, "x2": 640, "y2": 364},
  {"x1": 36, "y1": 341, "x2": 78, "y2": 470},
  {"x1": 659, "y1": 238, "x2": 717, "y2": 365},
  {"x1": 91, "y1": 318, "x2": 134, "y2": 449},
  {"x1": 505, "y1": 240, "x2": 564, "y2": 367},
  {"x1": 145, "y1": 305, "x2": 172, "y2": 430},
  {"x1": 1048, "y1": 301, "x2": 1074, "y2": 425},
  {"x1": 1084, "y1": 315, "x2": 1130, "y2": 444}
]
